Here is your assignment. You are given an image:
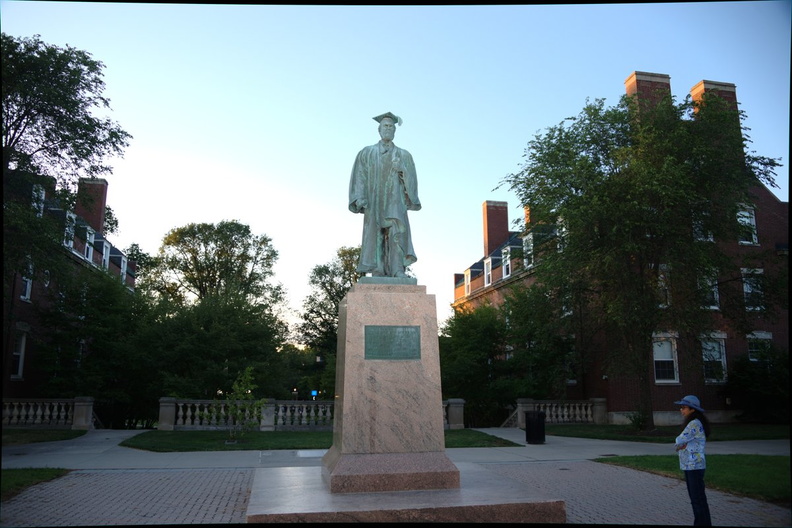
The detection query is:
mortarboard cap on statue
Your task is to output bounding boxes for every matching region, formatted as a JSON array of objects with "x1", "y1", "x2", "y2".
[{"x1": 373, "y1": 112, "x2": 402, "y2": 126}]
